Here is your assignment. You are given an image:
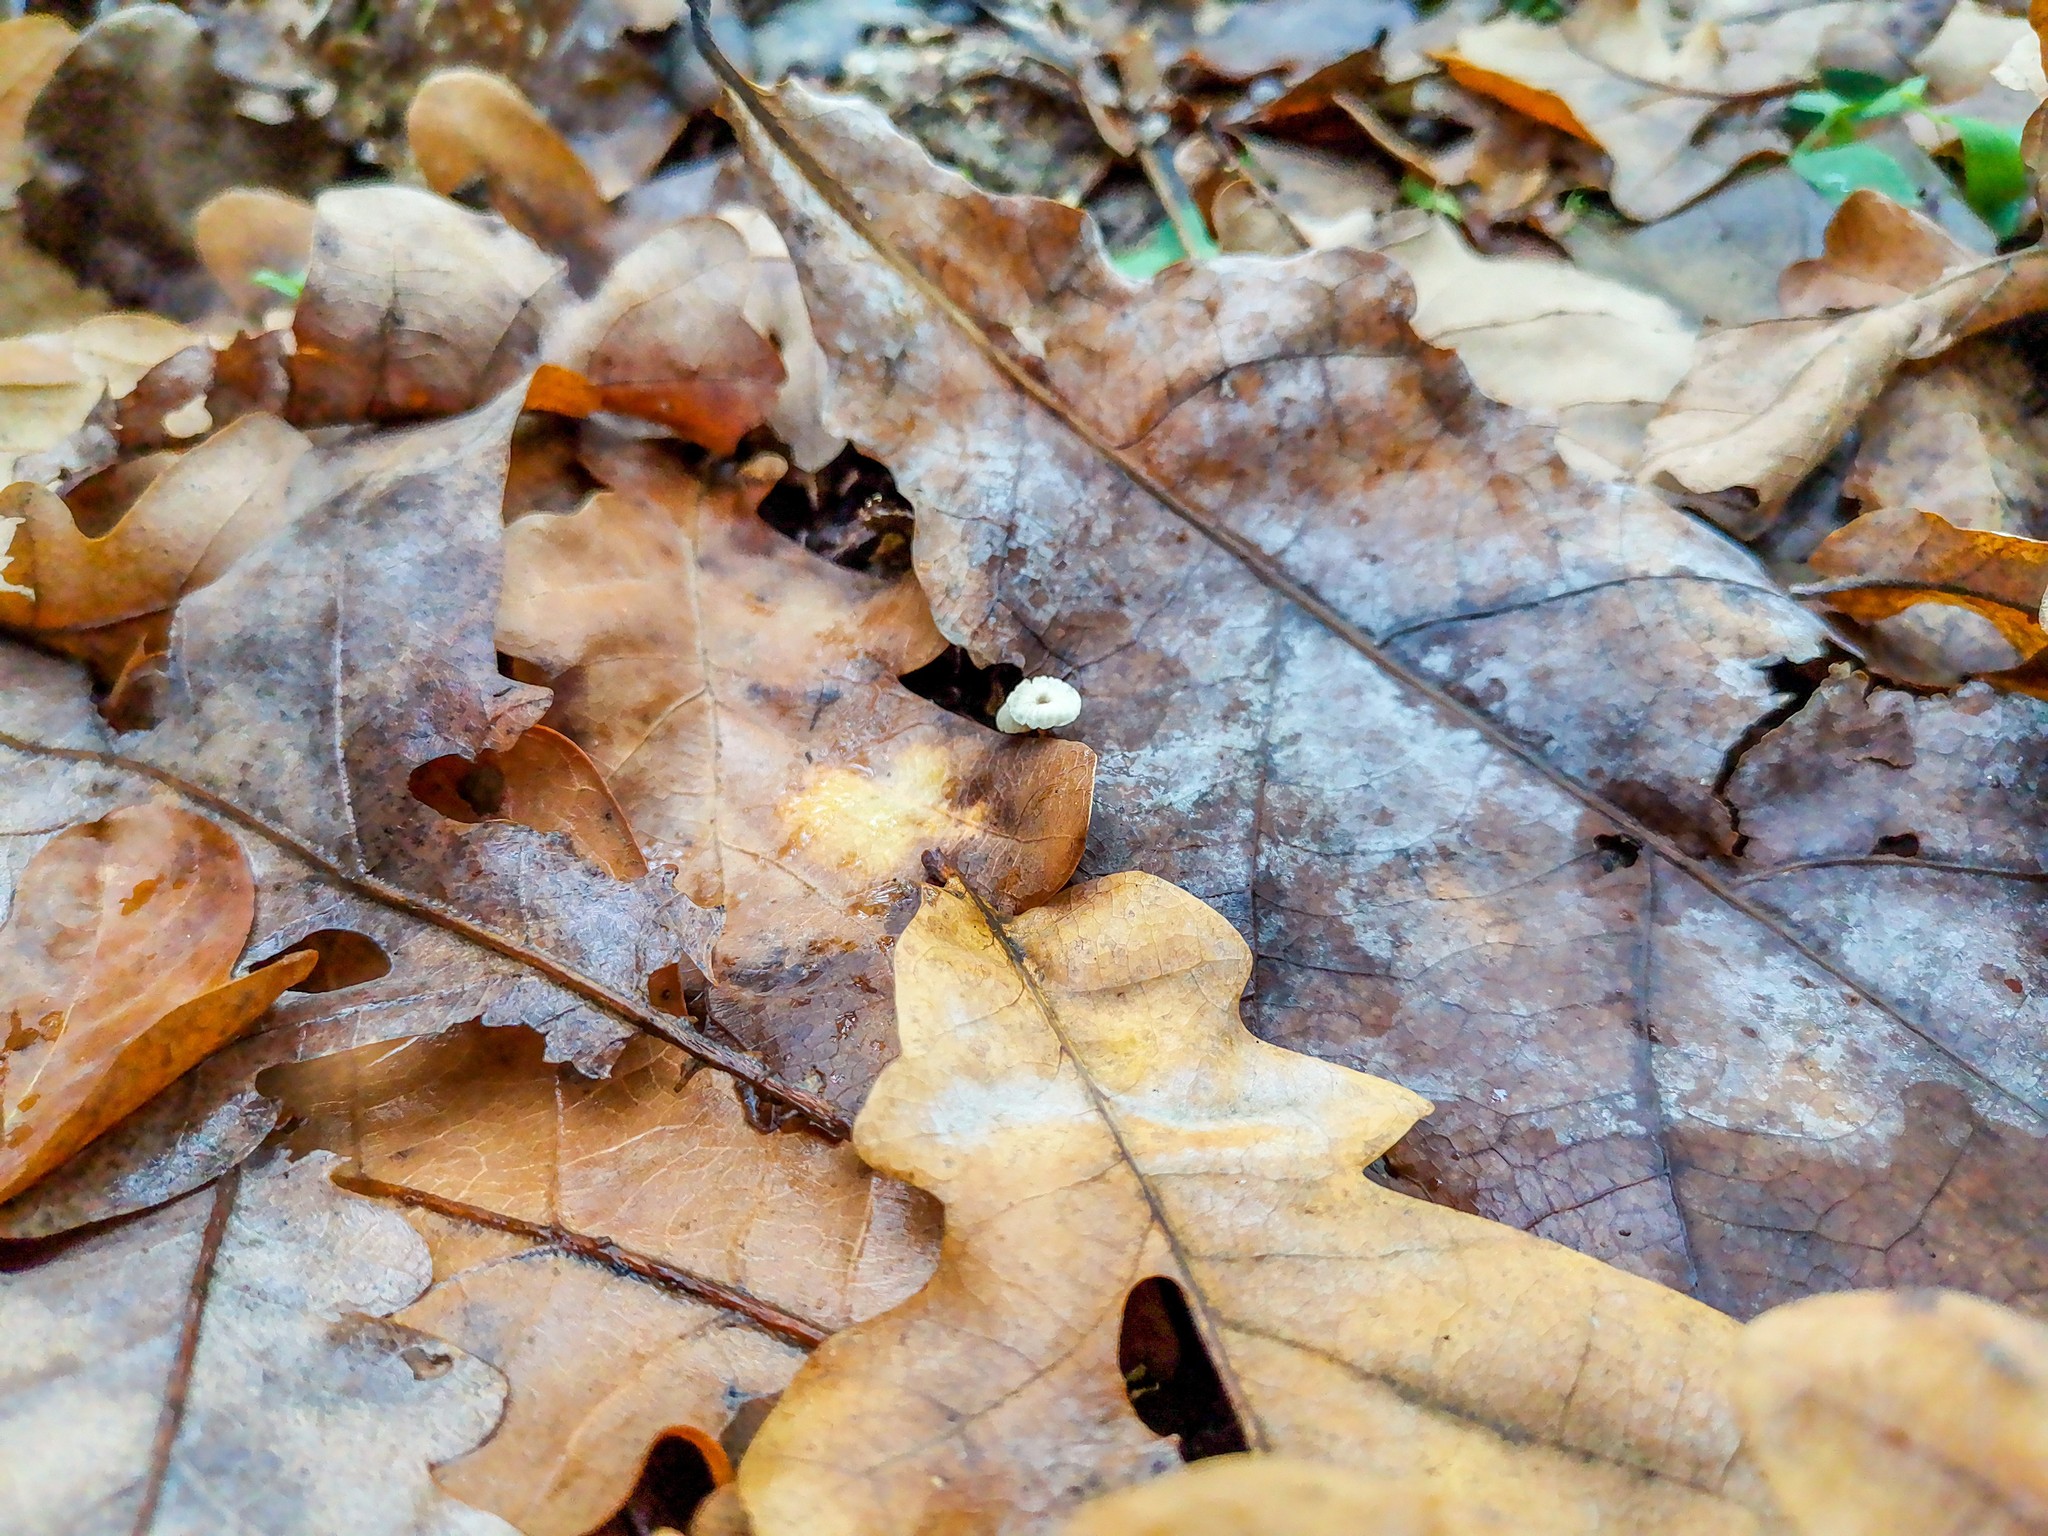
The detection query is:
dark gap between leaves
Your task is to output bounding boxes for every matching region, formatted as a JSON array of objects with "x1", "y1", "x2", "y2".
[
  {"x1": 1118, "y1": 1276, "x2": 1249, "y2": 1461},
  {"x1": 586, "y1": 1430, "x2": 725, "y2": 1536},
  {"x1": 271, "y1": 928, "x2": 393, "y2": 993}
]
